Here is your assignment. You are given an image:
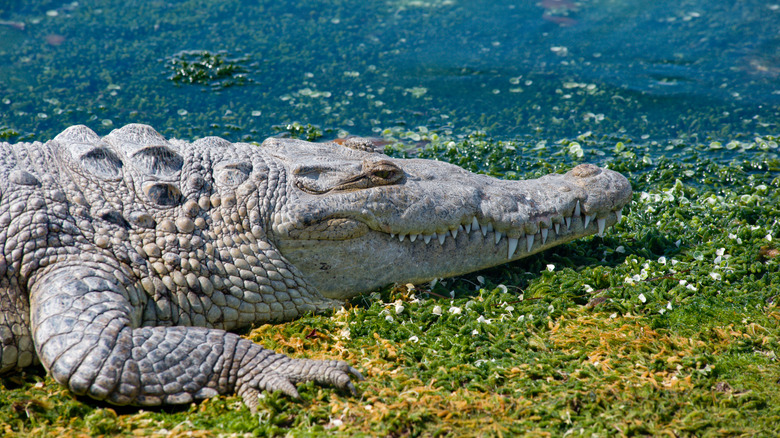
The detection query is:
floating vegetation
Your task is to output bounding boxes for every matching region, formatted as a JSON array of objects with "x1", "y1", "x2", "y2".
[
  {"x1": 0, "y1": 126, "x2": 19, "y2": 140},
  {"x1": 165, "y1": 50, "x2": 252, "y2": 89},
  {"x1": 271, "y1": 121, "x2": 325, "y2": 141}
]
